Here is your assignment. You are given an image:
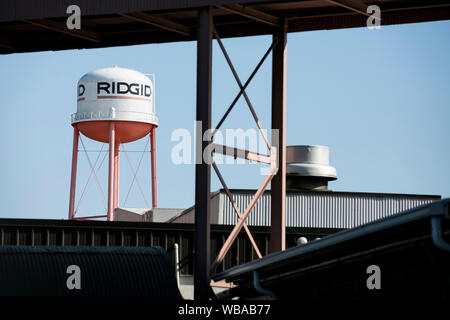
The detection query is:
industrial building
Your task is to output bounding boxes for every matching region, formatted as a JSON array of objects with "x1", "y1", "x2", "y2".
[
  {"x1": 213, "y1": 199, "x2": 450, "y2": 301},
  {"x1": 110, "y1": 144, "x2": 442, "y2": 299},
  {"x1": 0, "y1": 0, "x2": 449, "y2": 302},
  {"x1": 168, "y1": 189, "x2": 438, "y2": 228},
  {"x1": 118, "y1": 145, "x2": 440, "y2": 230},
  {"x1": 2, "y1": 143, "x2": 443, "y2": 299},
  {"x1": 0, "y1": 199, "x2": 448, "y2": 300}
]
